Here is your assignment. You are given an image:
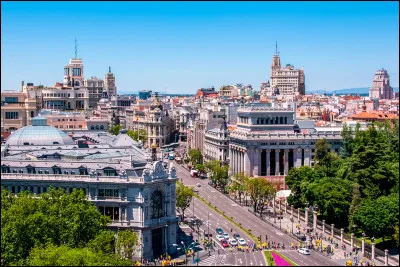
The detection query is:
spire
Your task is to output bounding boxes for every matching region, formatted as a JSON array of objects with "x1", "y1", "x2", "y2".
[
  {"x1": 275, "y1": 41, "x2": 279, "y2": 55},
  {"x1": 74, "y1": 38, "x2": 78, "y2": 58},
  {"x1": 109, "y1": 66, "x2": 111, "y2": 73}
]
